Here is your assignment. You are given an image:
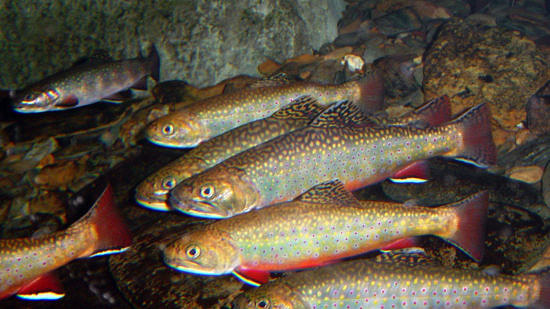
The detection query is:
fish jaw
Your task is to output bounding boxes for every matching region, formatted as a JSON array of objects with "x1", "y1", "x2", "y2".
[
  {"x1": 13, "y1": 87, "x2": 66, "y2": 113},
  {"x1": 134, "y1": 190, "x2": 170, "y2": 212},
  {"x1": 169, "y1": 167, "x2": 261, "y2": 218},
  {"x1": 145, "y1": 111, "x2": 210, "y2": 148},
  {"x1": 162, "y1": 229, "x2": 240, "y2": 276},
  {"x1": 232, "y1": 282, "x2": 308, "y2": 309}
]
